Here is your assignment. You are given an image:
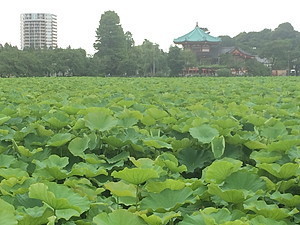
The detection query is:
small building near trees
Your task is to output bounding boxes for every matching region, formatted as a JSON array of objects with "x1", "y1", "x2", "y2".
[{"x1": 174, "y1": 24, "x2": 268, "y2": 76}]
